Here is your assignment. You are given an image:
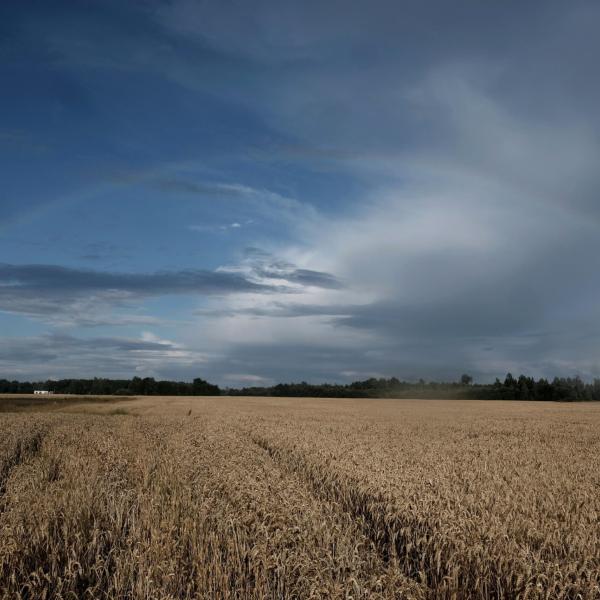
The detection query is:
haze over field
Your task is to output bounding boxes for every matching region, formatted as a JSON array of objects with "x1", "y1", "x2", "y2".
[{"x1": 2, "y1": 1, "x2": 600, "y2": 385}]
